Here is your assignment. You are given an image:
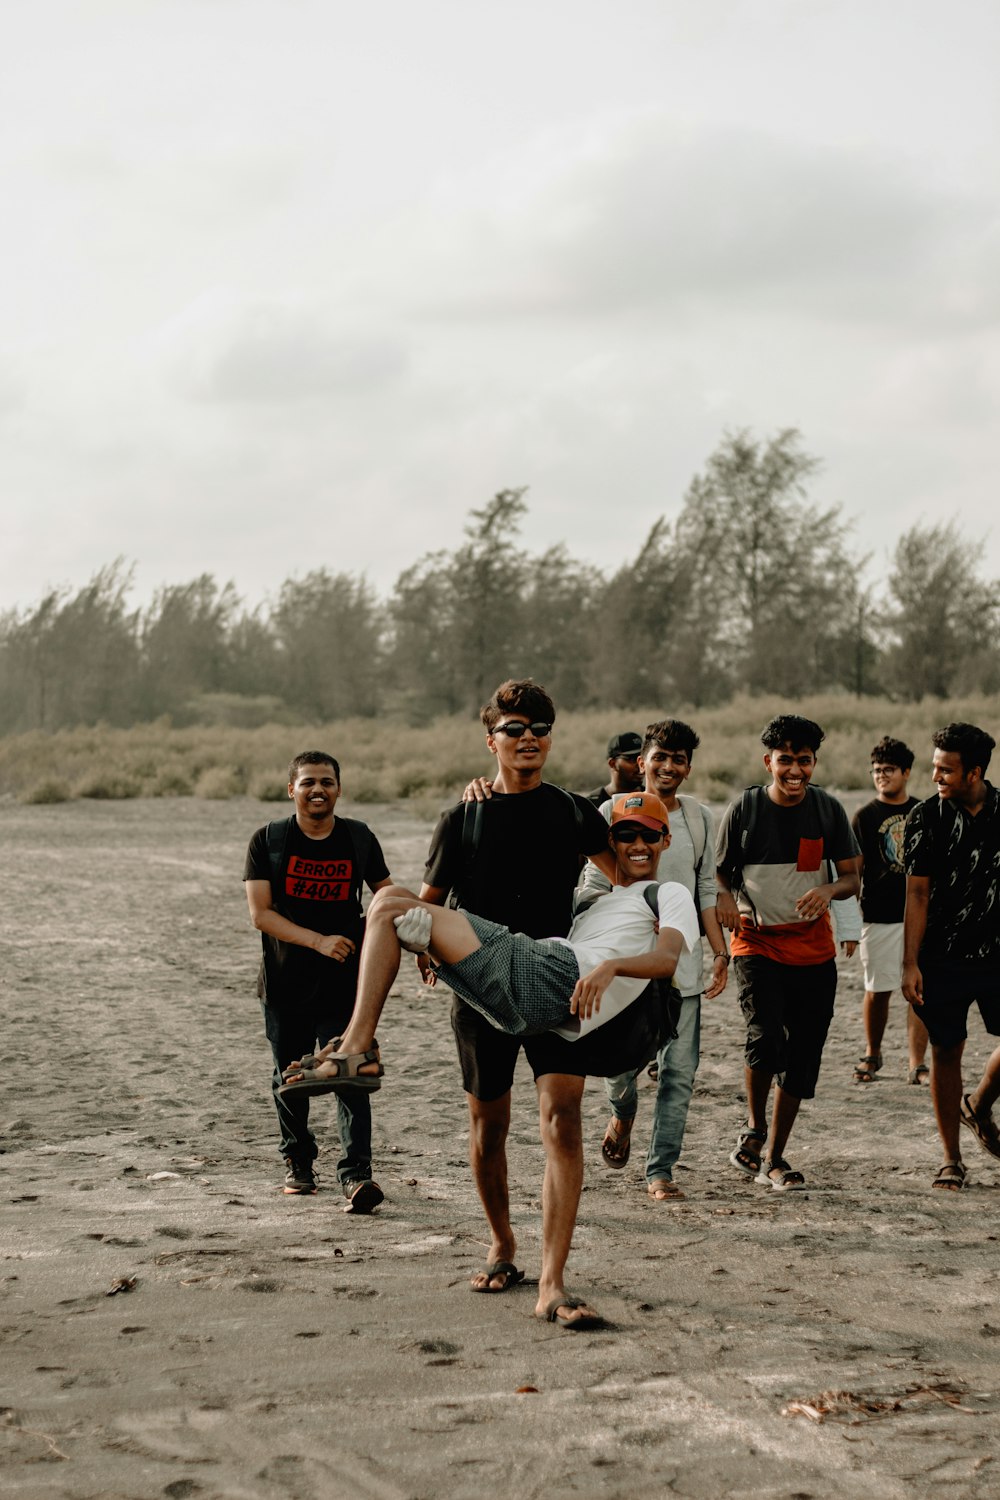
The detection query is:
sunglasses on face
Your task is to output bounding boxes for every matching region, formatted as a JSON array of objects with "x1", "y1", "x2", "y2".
[
  {"x1": 492, "y1": 721, "x2": 553, "y2": 739},
  {"x1": 611, "y1": 825, "x2": 664, "y2": 845}
]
